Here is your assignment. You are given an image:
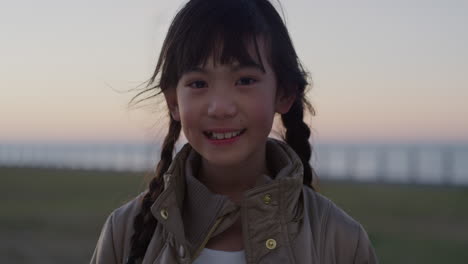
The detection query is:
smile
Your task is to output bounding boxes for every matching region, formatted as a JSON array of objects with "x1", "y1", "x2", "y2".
[{"x1": 203, "y1": 129, "x2": 247, "y2": 140}]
